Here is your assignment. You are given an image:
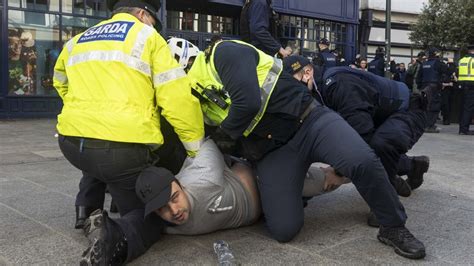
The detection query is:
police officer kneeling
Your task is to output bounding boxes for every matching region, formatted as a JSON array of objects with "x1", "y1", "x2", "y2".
[
  {"x1": 53, "y1": 0, "x2": 204, "y2": 264},
  {"x1": 174, "y1": 39, "x2": 426, "y2": 259}
]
